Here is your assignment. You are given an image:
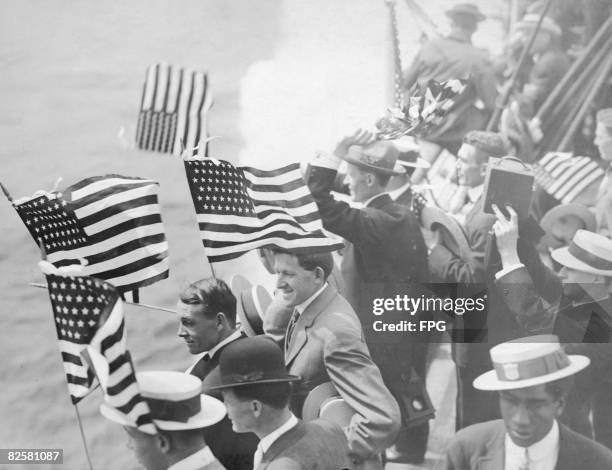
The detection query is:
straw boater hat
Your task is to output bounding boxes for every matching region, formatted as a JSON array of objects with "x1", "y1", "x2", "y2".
[
  {"x1": 302, "y1": 382, "x2": 354, "y2": 428},
  {"x1": 445, "y1": 3, "x2": 486, "y2": 22},
  {"x1": 539, "y1": 203, "x2": 596, "y2": 250},
  {"x1": 392, "y1": 138, "x2": 431, "y2": 170},
  {"x1": 420, "y1": 206, "x2": 471, "y2": 259},
  {"x1": 551, "y1": 229, "x2": 612, "y2": 277},
  {"x1": 208, "y1": 336, "x2": 300, "y2": 390},
  {"x1": 343, "y1": 141, "x2": 406, "y2": 176},
  {"x1": 230, "y1": 275, "x2": 272, "y2": 337},
  {"x1": 473, "y1": 335, "x2": 590, "y2": 391},
  {"x1": 516, "y1": 14, "x2": 562, "y2": 37},
  {"x1": 100, "y1": 371, "x2": 226, "y2": 430}
]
